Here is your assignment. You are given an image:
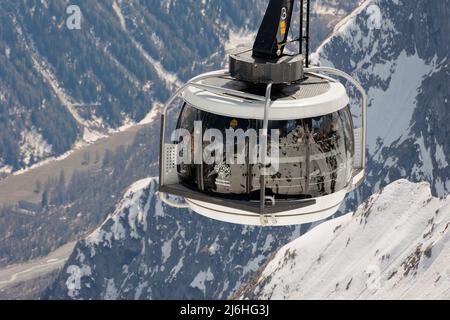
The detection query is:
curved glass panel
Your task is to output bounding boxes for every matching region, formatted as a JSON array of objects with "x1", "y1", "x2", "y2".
[
  {"x1": 307, "y1": 112, "x2": 348, "y2": 197},
  {"x1": 176, "y1": 103, "x2": 199, "y2": 190},
  {"x1": 175, "y1": 103, "x2": 354, "y2": 202}
]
